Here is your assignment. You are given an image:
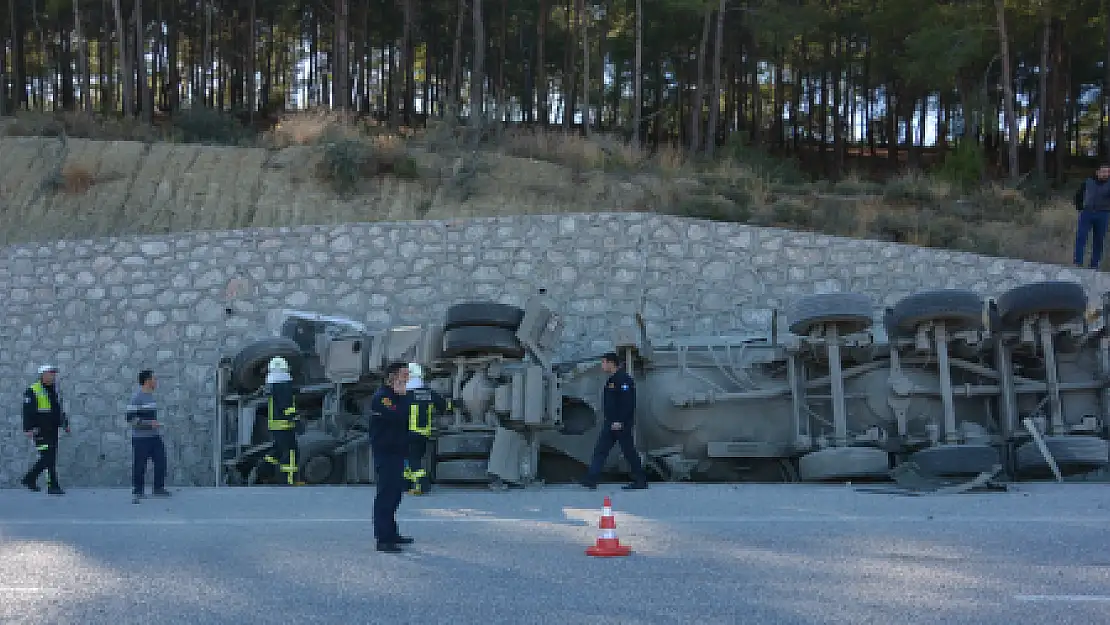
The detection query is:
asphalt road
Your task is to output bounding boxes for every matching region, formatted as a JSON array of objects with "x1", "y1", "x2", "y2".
[{"x1": 1, "y1": 482, "x2": 1108, "y2": 625}]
